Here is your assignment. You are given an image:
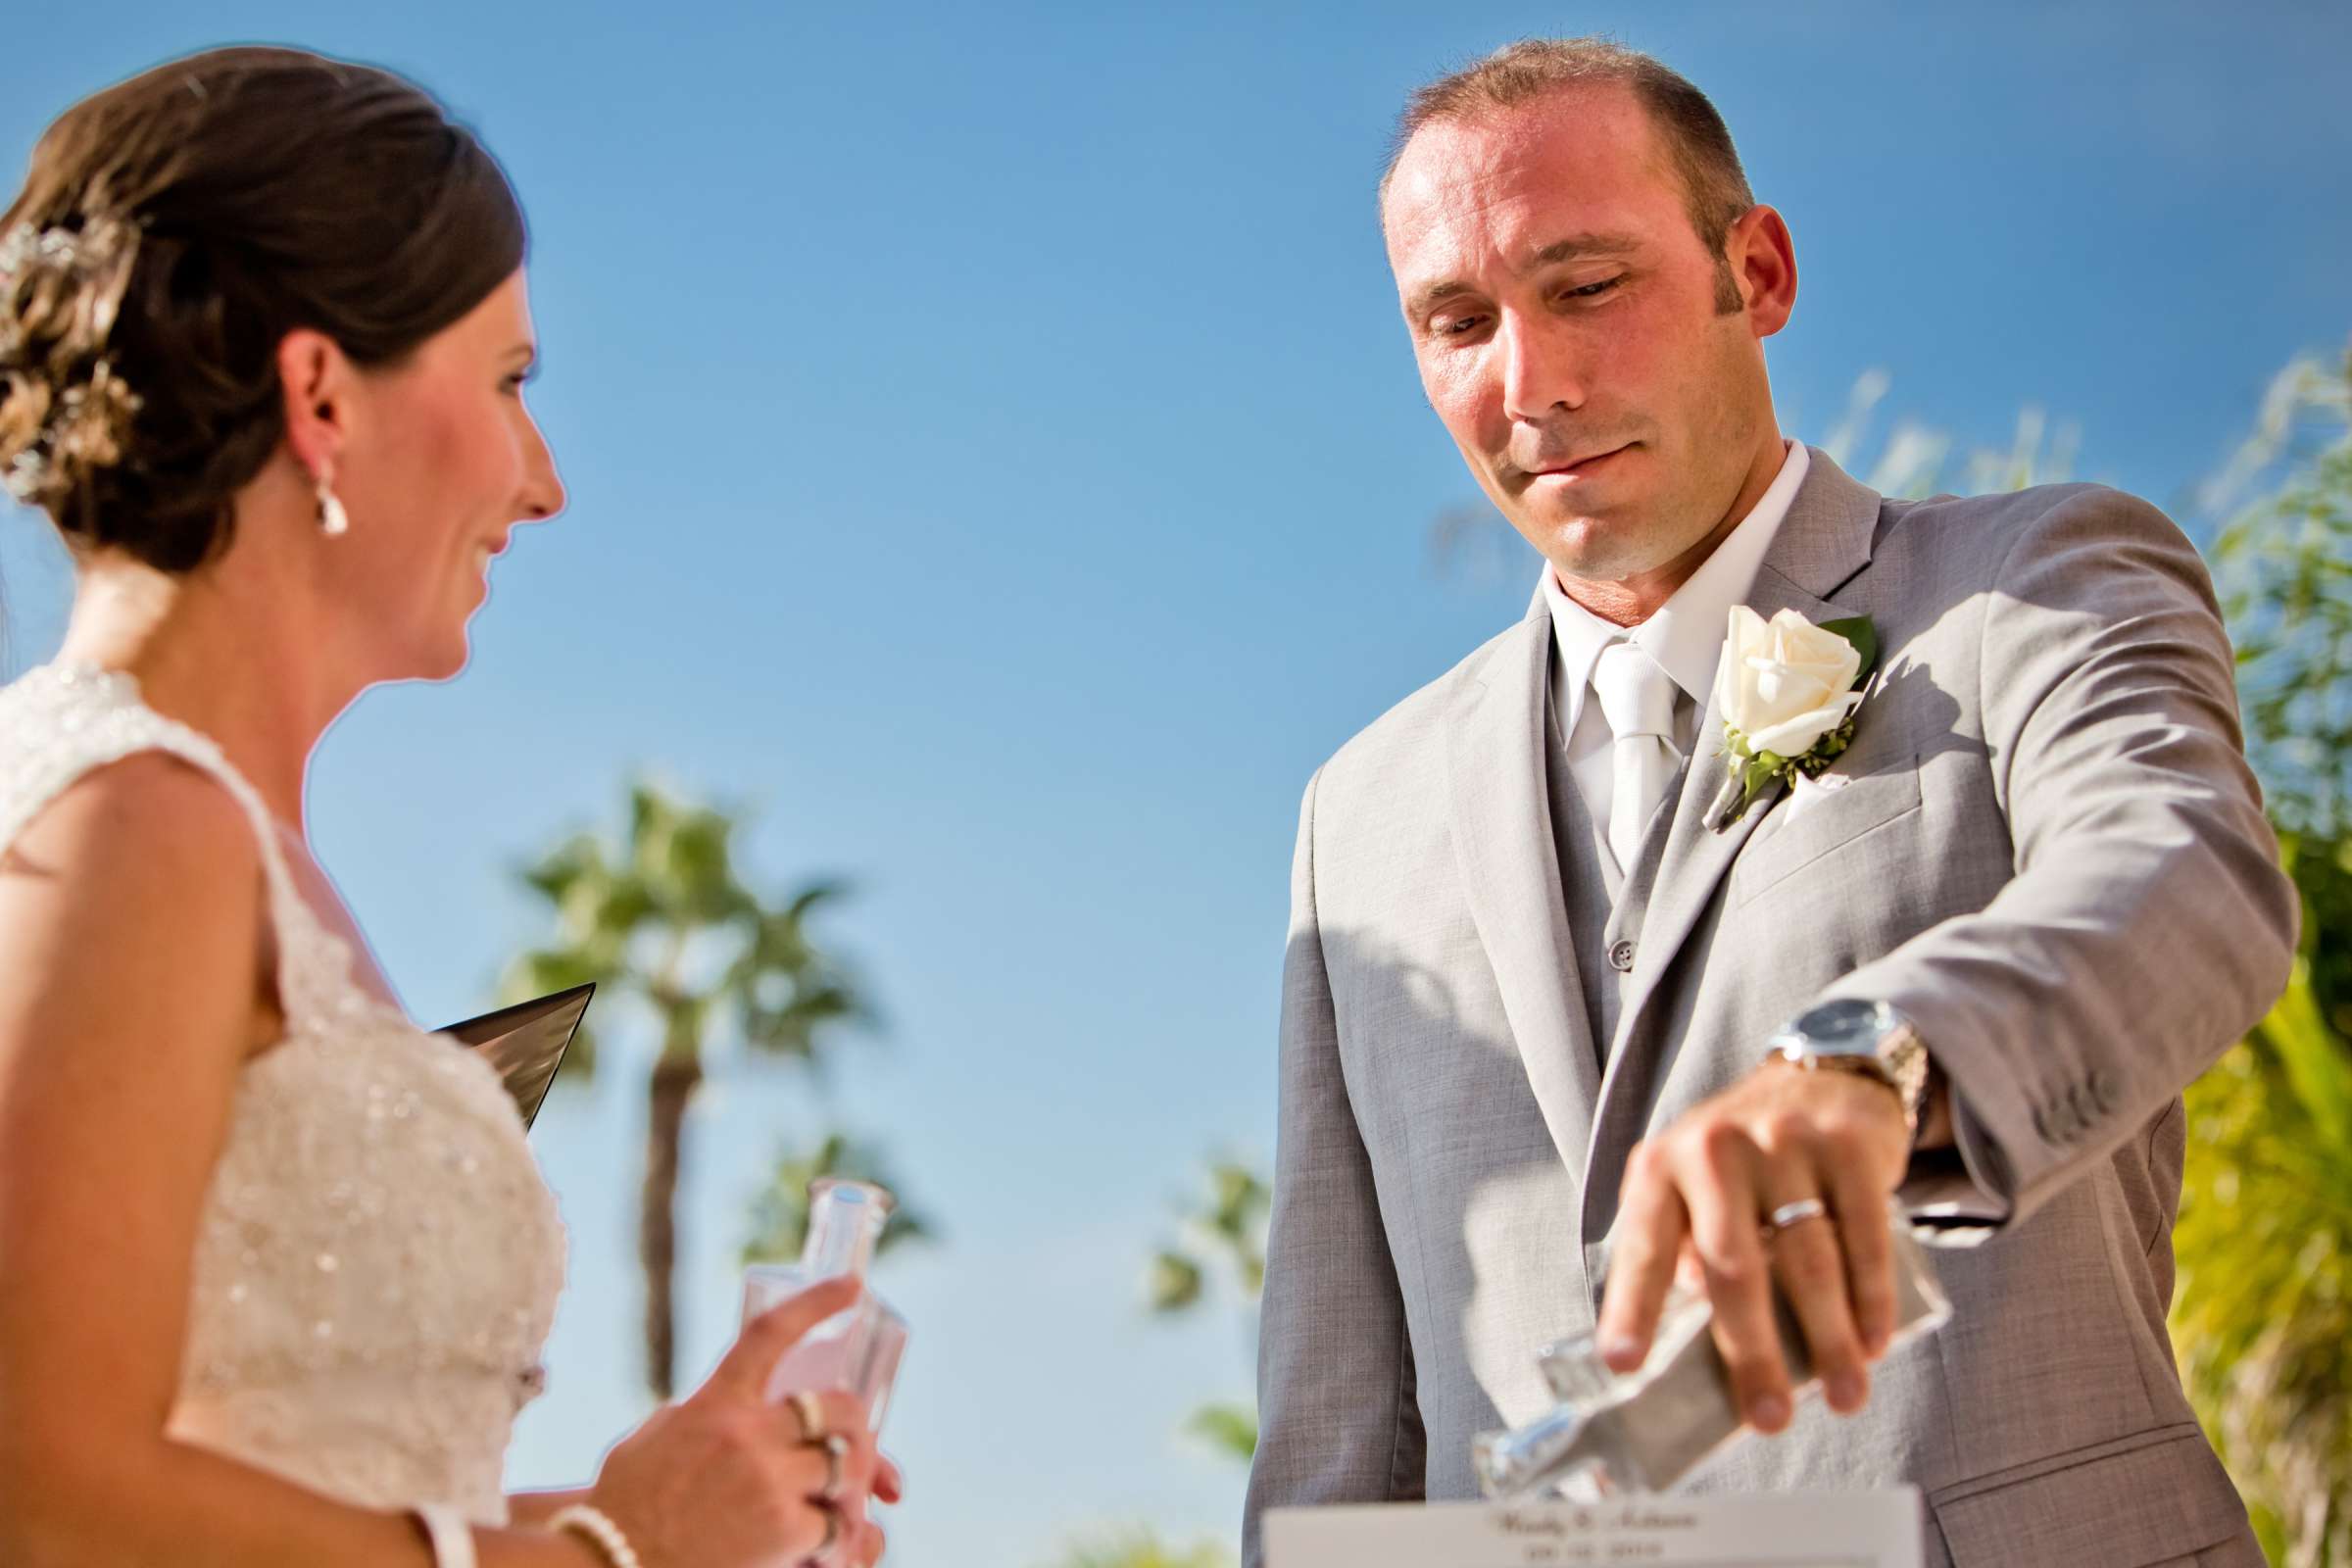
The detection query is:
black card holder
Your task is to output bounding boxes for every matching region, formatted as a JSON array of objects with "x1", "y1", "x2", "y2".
[{"x1": 436, "y1": 984, "x2": 595, "y2": 1130}]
